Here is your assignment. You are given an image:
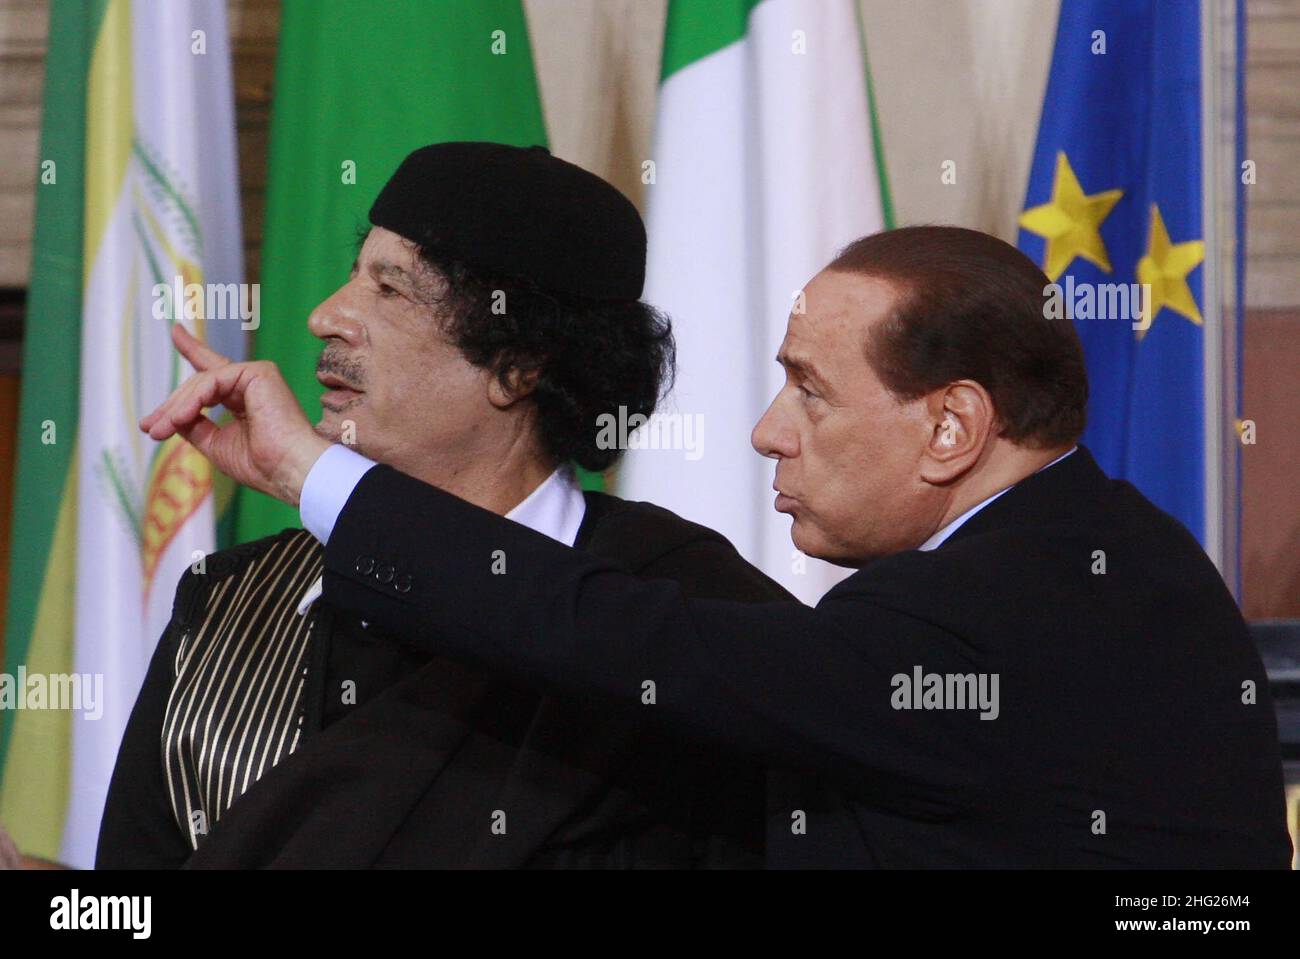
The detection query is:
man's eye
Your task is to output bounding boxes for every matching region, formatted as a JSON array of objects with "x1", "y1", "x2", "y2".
[
  {"x1": 797, "y1": 384, "x2": 818, "y2": 401},
  {"x1": 377, "y1": 284, "x2": 399, "y2": 297}
]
